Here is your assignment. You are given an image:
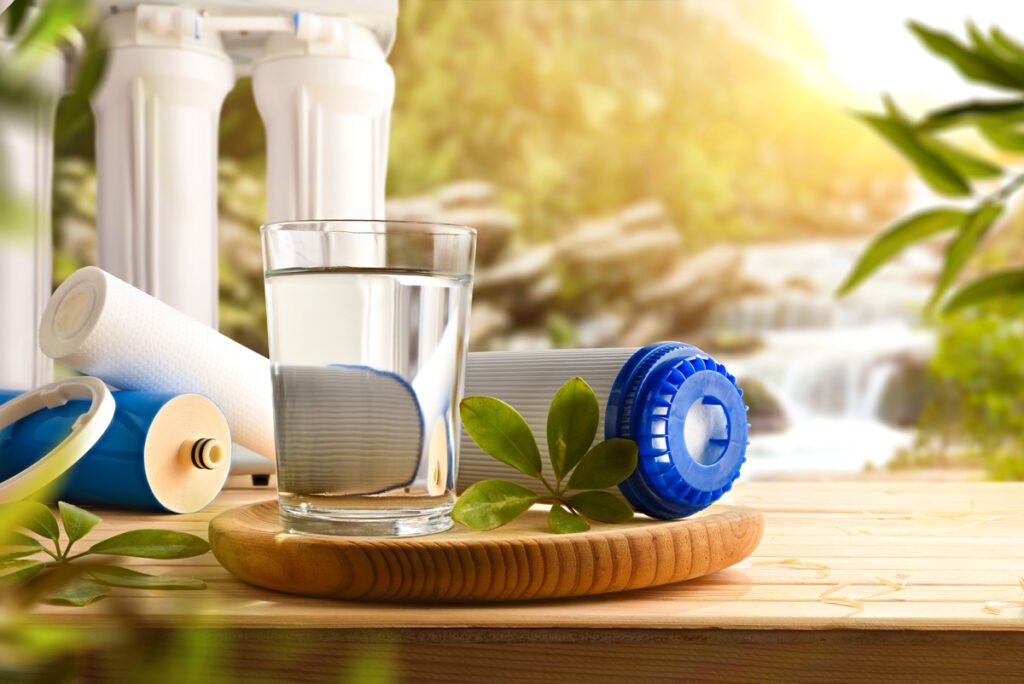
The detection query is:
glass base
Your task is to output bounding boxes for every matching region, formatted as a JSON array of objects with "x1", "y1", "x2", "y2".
[{"x1": 279, "y1": 499, "x2": 454, "y2": 538}]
